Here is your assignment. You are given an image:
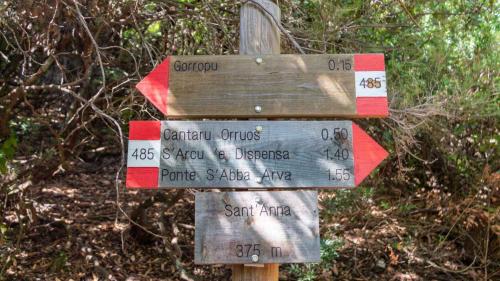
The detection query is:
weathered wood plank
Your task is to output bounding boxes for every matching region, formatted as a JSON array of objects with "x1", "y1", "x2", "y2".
[
  {"x1": 240, "y1": 0, "x2": 280, "y2": 55},
  {"x1": 135, "y1": 54, "x2": 388, "y2": 118},
  {"x1": 125, "y1": 120, "x2": 389, "y2": 189},
  {"x1": 194, "y1": 191, "x2": 320, "y2": 264},
  {"x1": 231, "y1": 264, "x2": 279, "y2": 281}
]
